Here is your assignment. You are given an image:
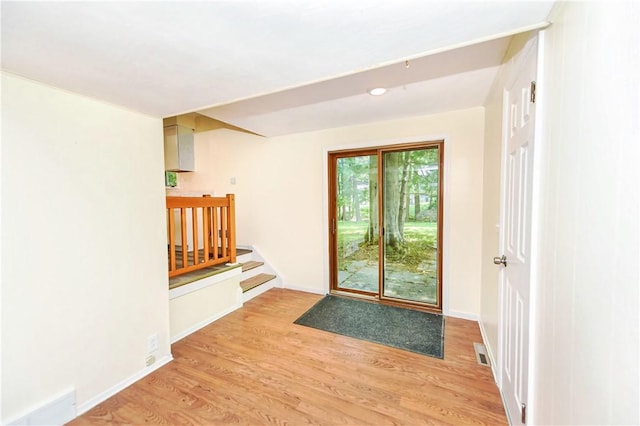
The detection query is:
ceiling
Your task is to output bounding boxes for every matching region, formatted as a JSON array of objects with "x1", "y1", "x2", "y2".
[{"x1": 1, "y1": 1, "x2": 554, "y2": 137}]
